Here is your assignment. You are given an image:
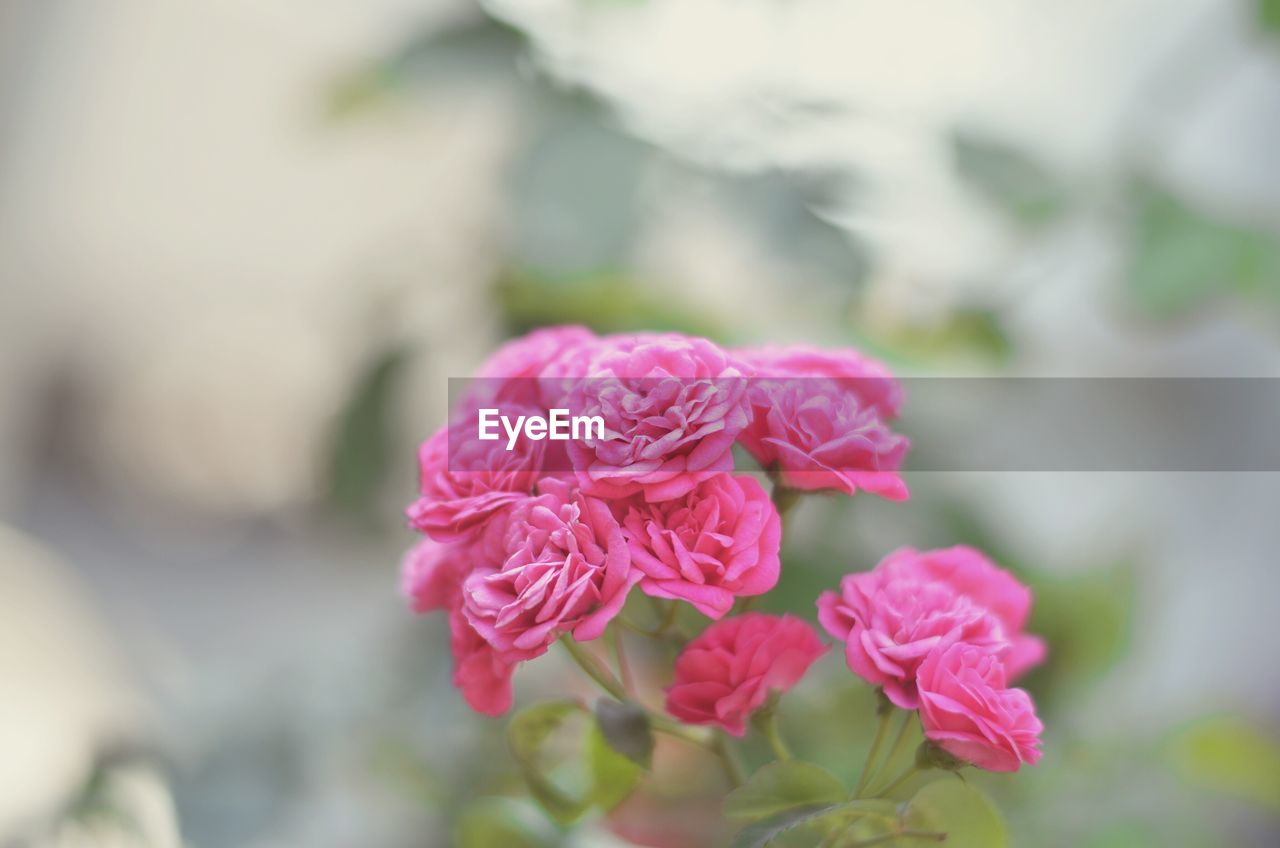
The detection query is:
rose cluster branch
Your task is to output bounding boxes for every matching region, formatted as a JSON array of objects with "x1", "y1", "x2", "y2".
[{"x1": 399, "y1": 326, "x2": 1045, "y2": 838}]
